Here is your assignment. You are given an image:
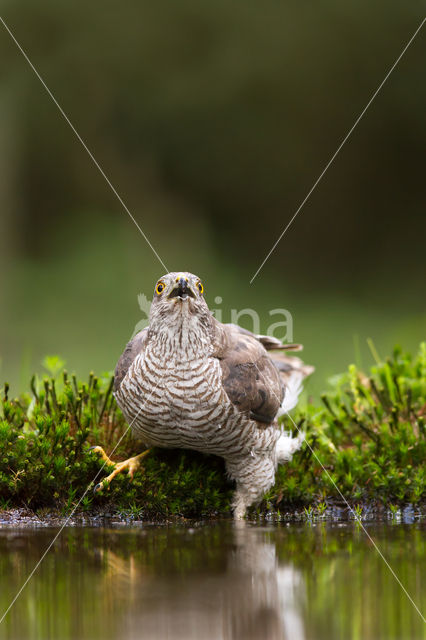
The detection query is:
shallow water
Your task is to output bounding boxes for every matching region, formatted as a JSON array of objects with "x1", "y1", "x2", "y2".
[{"x1": 0, "y1": 520, "x2": 424, "y2": 640}]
